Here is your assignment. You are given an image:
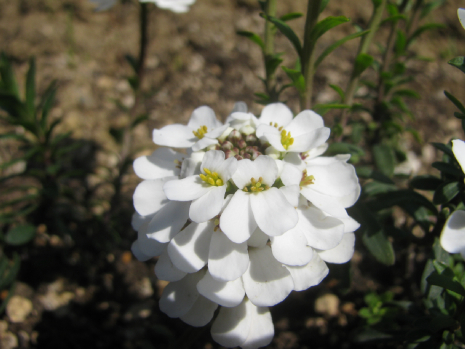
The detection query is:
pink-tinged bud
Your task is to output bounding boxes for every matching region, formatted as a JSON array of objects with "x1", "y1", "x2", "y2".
[
  {"x1": 228, "y1": 130, "x2": 242, "y2": 142},
  {"x1": 236, "y1": 139, "x2": 247, "y2": 149},
  {"x1": 235, "y1": 155, "x2": 243, "y2": 160},
  {"x1": 224, "y1": 150, "x2": 234, "y2": 159},
  {"x1": 222, "y1": 141, "x2": 234, "y2": 151},
  {"x1": 233, "y1": 147, "x2": 240, "y2": 154},
  {"x1": 245, "y1": 134, "x2": 257, "y2": 144},
  {"x1": 250, "y1": 149, "x2": 262, "y2": 160},
  {"x1": 243, "y1": 153, "x2": 251, "y2": 159},
  {"x1": 300, "y1": 152, "x2": 308, "y2": 160}
]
